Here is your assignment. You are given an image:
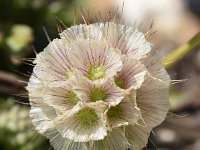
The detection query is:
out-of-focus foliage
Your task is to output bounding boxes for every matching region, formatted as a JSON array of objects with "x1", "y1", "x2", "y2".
[
  {"x1": 0, "y1": 0, "x2": 83, "y2": 71},
  {"x1": 0, "y1": 98, "x2": 47, "y2": 150},
  {"x1": 6, "y1": 24, "x2": 33, "y2": 52}
]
